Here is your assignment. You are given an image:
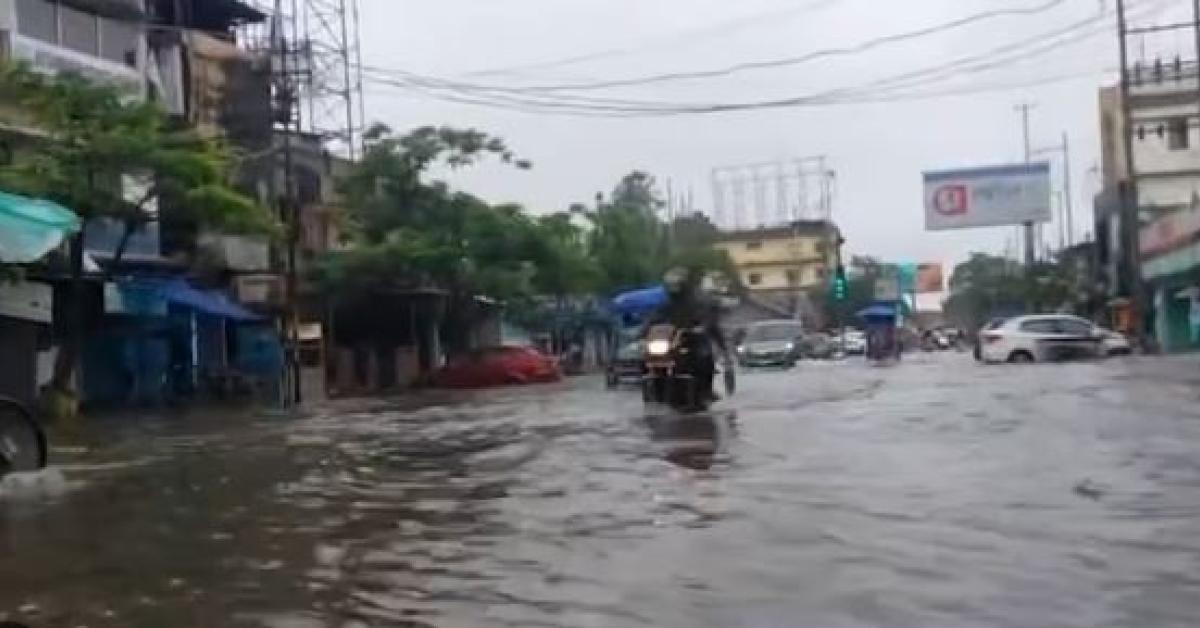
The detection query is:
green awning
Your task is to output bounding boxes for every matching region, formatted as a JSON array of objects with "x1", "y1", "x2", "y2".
[{"x1": 0, "y1": 191, "x2": 80, "y2": 263}]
